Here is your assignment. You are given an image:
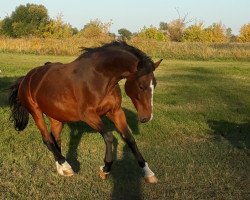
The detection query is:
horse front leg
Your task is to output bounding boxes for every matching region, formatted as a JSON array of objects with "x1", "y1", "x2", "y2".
[
  {"x1": 107, "y1": 108, "x2": 158, "y2": 183},
  {"x1": 82, "y1": 112, "x2": 114, "y2": 180}
]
